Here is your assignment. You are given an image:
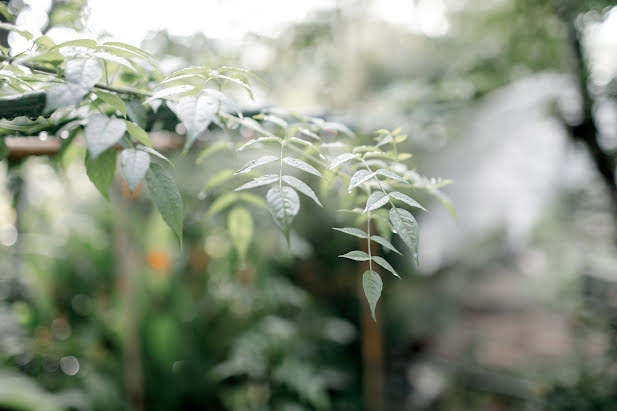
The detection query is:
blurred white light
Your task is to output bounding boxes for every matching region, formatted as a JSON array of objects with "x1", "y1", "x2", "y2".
[
  {"x1": 0, "y1": 224, "x2": 18, "y2": 247},
  {"x1": 60, "y1": 355, "x2": 80, "y2": 376}
]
